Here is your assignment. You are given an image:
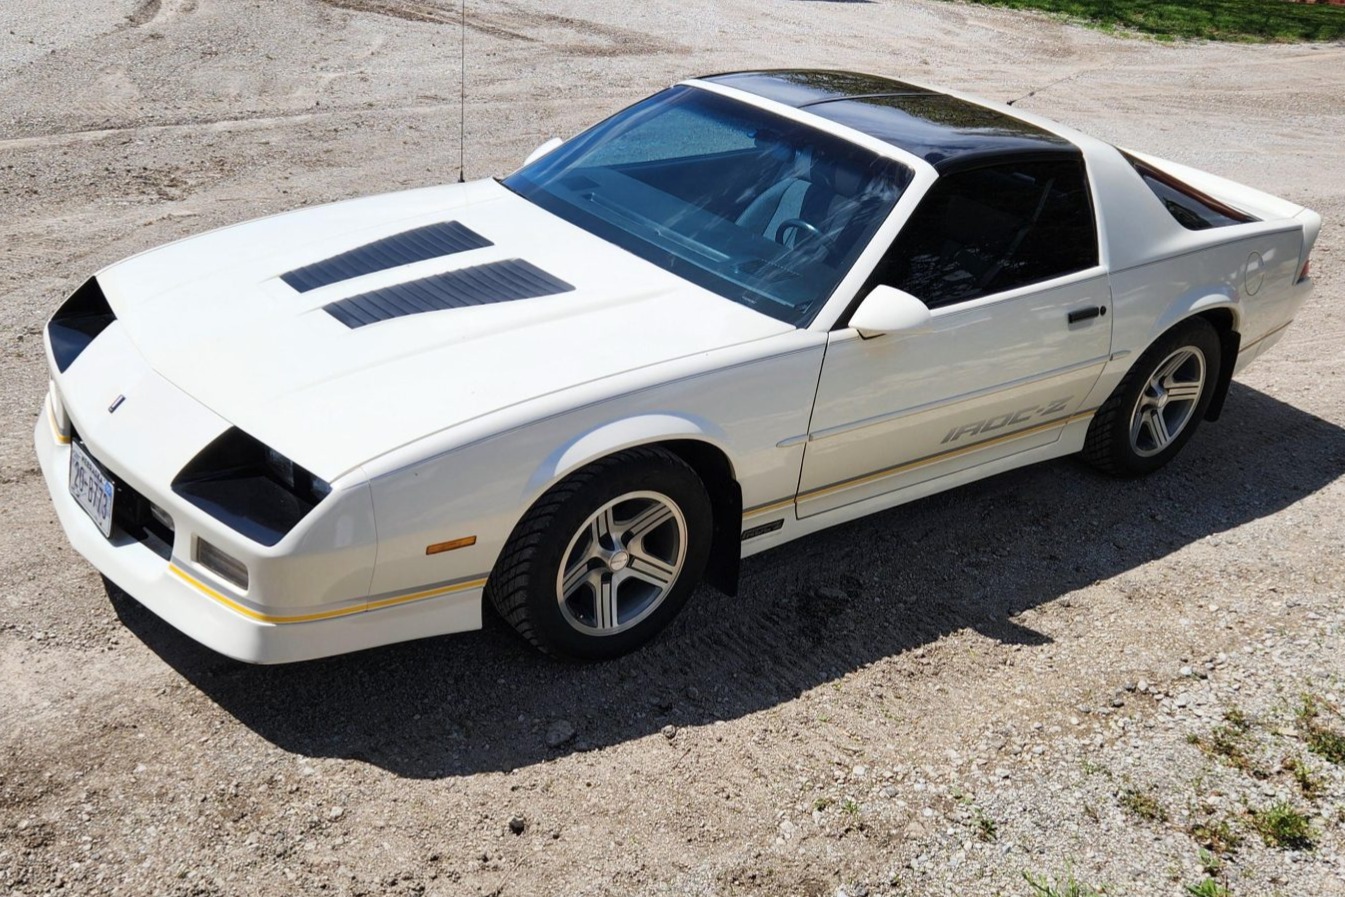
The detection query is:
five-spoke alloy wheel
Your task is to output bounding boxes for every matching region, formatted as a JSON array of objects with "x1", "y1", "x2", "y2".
[
  {"x1": 487, "y1": 447, "x2": 712, "y2": 660},
  {"x1": 1128, "y1": 346, "x2": 1206, "y2": 457},
  {"x1": 1083, "y1": 317, "x2": 1221, "y2": 476},
  {"x1": 556, "y1": 491, "x2": 688, "y2": 636}
]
